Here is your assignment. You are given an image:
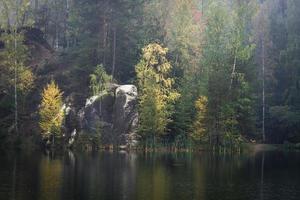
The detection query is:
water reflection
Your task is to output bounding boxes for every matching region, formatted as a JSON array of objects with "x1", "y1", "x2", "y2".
[
  {"x1": 38, "y1": 155, "x2": 63, "y2": 200},
  {"x1": 260, "y1": 152, "x2": 265, "y2": 200},
  {"x1": 0, "y1": 151, "x2": 300, "y2": 200},
  {"x1": 11, "y1": 158, "x2": 17, "y2": 200},
  {"x1": 193, "y1": 156, "x2": 205, "y2": 200}
]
